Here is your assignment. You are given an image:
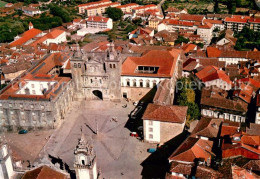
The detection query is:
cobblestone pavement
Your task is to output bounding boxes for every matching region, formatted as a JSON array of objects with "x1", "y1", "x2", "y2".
[{"x1": 45, "y1": 100, "x2": 156, "y2": 179}]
